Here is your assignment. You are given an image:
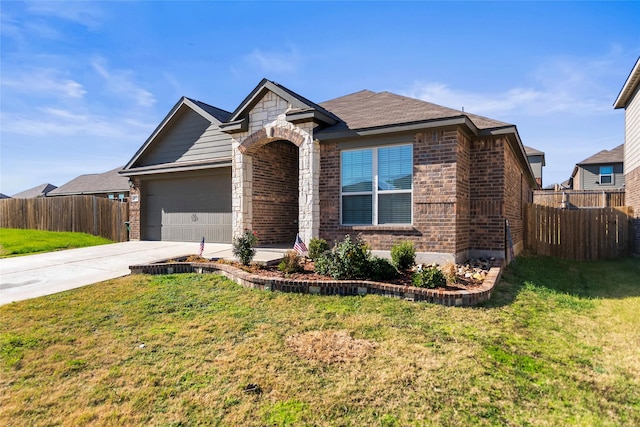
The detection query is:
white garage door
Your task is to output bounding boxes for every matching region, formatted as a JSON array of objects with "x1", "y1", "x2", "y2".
[{"x1": 144, "y1": 169, "x2": 232, "y2": 242}]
